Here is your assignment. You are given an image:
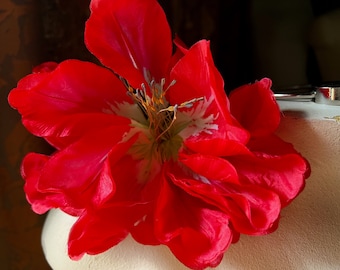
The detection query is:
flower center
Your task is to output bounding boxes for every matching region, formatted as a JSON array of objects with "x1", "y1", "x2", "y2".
[{"x1": 124, "y1": 77, "x2": 203, "y2": 162}]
